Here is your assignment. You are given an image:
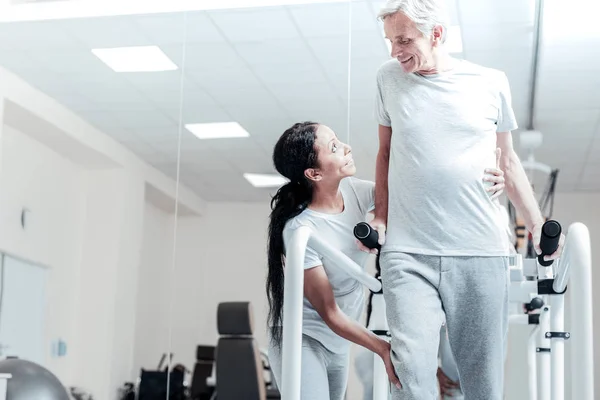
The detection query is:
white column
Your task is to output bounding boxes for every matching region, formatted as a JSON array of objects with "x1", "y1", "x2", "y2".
[{"x1": 73, "y1": 170, "x2": 145, "y2": 400}]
